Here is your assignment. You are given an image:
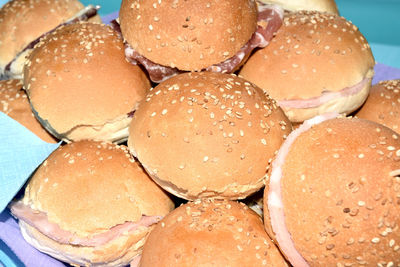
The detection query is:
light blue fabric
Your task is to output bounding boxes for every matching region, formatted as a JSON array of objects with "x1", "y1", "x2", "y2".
[{"x1": 0, "y1": 112, "x2": 60, "y2": 213}]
